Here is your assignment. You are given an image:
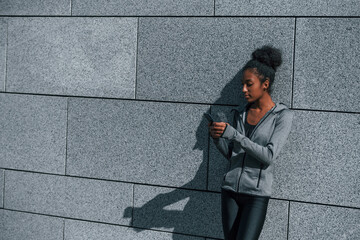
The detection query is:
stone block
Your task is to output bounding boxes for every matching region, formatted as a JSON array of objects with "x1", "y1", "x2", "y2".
[
  {"x1": 0, "y1": 0, "x2": 70, "y2": 15},
  {"x1": 215, "y1": 0, "x2": 359, "y2": 16},
  {"x1": 72, "y1": 0, "x2": 213, "y2": 16},
  {"x1": 4, "y1": 170, "x2": 133, "y2": 225},
  {"x1": 0, "y1": 209, "x2": 63, "y2": 240},
  {"x1": 136, "y1": 17, "x2": 294, "y2": 105},
  {"x1": 273, "y1": 110, "x2": 360, "y2": 208},
  {"x1": 289, "y1": 202, "x2": 360, "y2": 239},
  {"x1": 0, "y1": 93, "x2": 67, "y2": 174},
  {"x1": 294, "y1": 18, "x2": 360, "y2": 112},
  {"x1": 67, "y1": 98, "x2": 209, "y2": 190},
  {"x1": 6, "y1": 17, "x2": 137, "y2": 98}
]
